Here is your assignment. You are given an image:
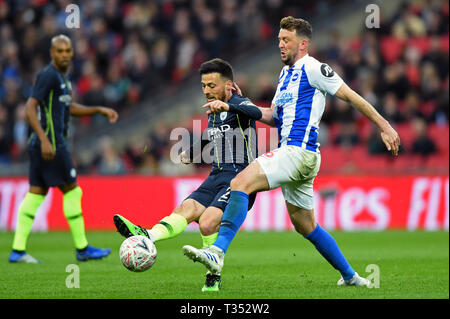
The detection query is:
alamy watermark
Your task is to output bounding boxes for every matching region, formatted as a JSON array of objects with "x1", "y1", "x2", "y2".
[
  {"x1": 366, "y1": 264, "x2": 380, "y2": 288},
  {"x1": 365, "y1": 4, "x2": 380, "y2": 29},
  {"x1": 65, "y1": 264, "x2": 80, "y2": 288},
  {"x1": 65, "y1": 4, "x2": 80, "y2": 29},
  {"x1": 169, "y1": 120, "x2": 279, "y2": 165}
]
